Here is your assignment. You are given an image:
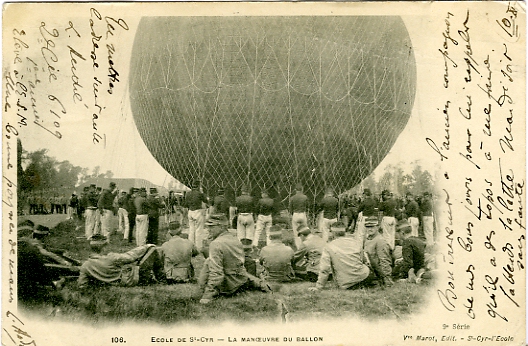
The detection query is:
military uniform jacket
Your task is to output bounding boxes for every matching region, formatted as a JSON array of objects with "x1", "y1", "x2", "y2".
[
  {"x1": 316, "y1": 236, "x2": 369, "y2": 289},
  {"x1": 401, "y1": 236, "x2": 426, "y2": 276},
  {"x1": 294, "y1": 234, "x2": 325, "y2": 274},
  {"x1": 405, "y1": 200, "x2": 421, "y2": 218},
  {"x1": 379, "y1": 198, "x2": 397, "y2": 217},
  {"x1": 202, "y1": 232, "x2": 249, "y2": 299},
  {"x1": 159, "y1": 236, "x2": 198, "y2": 282},
  {"x1": 318, "y1": 196, "x2": 339, "y2": 219},
  {"x1": 364, "y1": 234, "x2": 392, "y2": 279},
  {"x1": 212, "y1": 195, "x2": 230, "y2": 216},
  {"x1": 147, "y1": 195, "x2": 164, "y2": 218},
  {"x1": 290, "y1": 192, "x2": 308, "y2": 213},
  {"x1": 259, "y1": 242, "x2": 295, "y2": 282},
  {"x1": 98, "y1": 189, "x2": 117, "y2": 210},
  {"x1": 78, "y1": 245, "x2": 156, "y2": 288},
  {"x1": 358, "y1": 197, "x2": 378, "y2": 217}
]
